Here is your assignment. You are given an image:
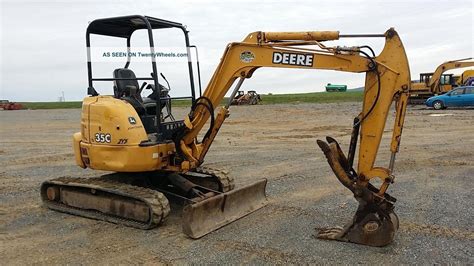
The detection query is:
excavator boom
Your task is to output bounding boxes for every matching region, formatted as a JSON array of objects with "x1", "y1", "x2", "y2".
[{"x1": 174, "y1": 28, "x2": 411, "y2": 246}]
